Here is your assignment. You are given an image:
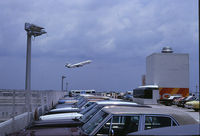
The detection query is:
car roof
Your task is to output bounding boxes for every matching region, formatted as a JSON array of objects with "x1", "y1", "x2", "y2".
[
  {"x1": 96, "y1": 100, "x2": 138, "y2": 105},
  {"x1": 95, "y1": 101, "x2": 150, "y2": 107},
  {"x1": 87, "y1": 98, "x2": 108, "y2": 102},
  {"x1": 128, "y1": 124, "x2": 200, "y2": 136},
  {"x1": 83, "y1": 95, "x2": 110, "y2": 100},
  {"x1": 102, "y1": 106, "x2": 198, "y2": 125}
]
